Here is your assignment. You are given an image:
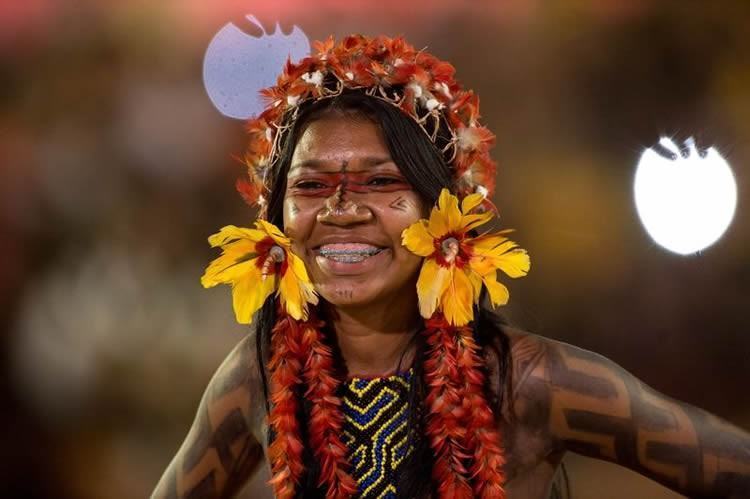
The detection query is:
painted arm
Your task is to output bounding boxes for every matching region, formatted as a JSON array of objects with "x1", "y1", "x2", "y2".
[
  {"x1": 515, "y1": 334, "x2": 750, "y2": 498},
  {"x1": 151, "y1": 335, "x2": 264, "y2": 499}
]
